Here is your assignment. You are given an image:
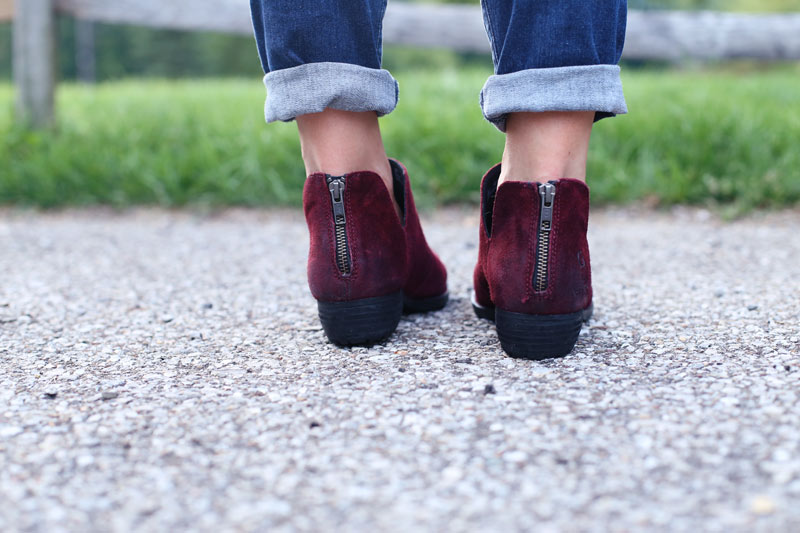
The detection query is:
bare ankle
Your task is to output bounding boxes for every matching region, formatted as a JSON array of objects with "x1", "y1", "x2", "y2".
[
  {"x1": 498, "y1": 111, "x2": 594, "y2": 185},
  {"x1": 296, "y1": 108, "x2": 398, "y2": 215}
]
